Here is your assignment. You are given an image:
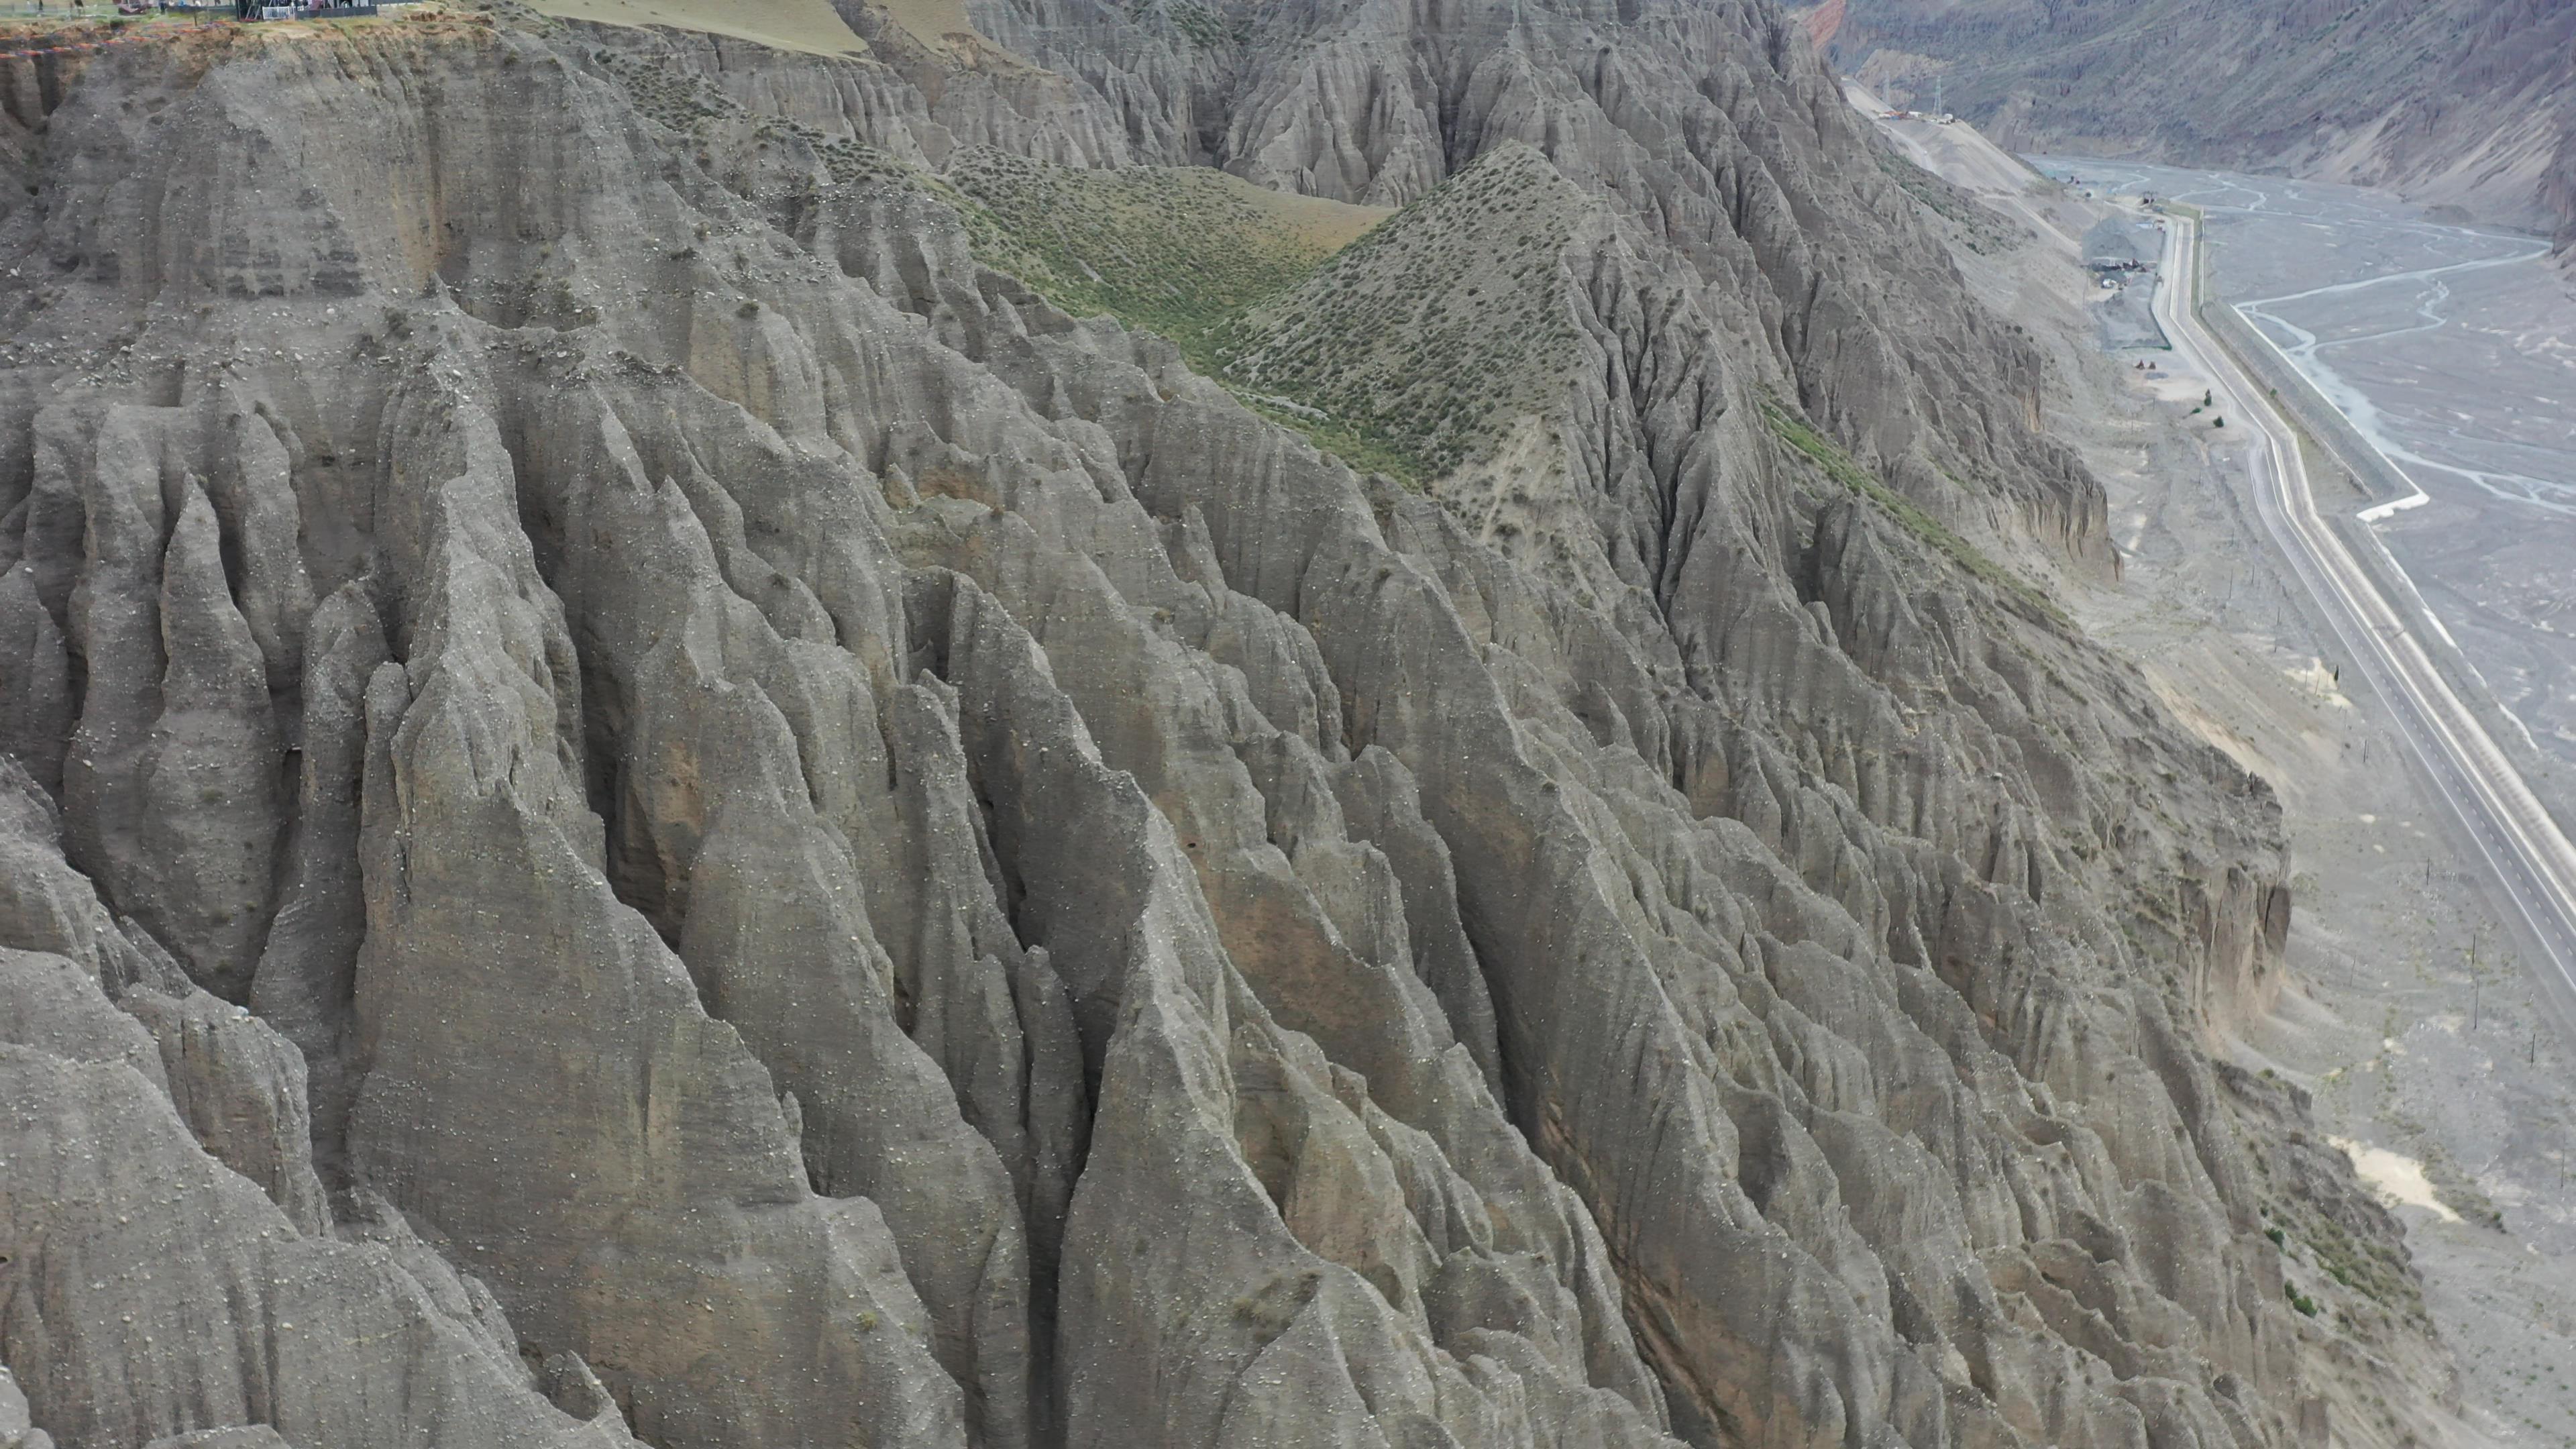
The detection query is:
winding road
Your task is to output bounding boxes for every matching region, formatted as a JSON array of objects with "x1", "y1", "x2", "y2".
[{"x1": 2155, "y1": 212, "x2": 2576, "y2": 1012}]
